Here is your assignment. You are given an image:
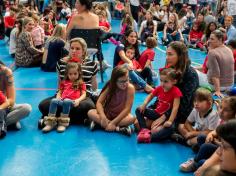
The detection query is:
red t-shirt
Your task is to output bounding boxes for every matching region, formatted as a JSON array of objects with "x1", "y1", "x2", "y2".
[
  {"x1": 138, "y1": 49, "x2": 155, "y2": 69},
  {"x1": 60, "y1": 80, "x2": 86, "y2": 100},
  {"x1": 118, "y1": 59, "x2": 142, "y2": 70},
  {"x1": 189, "y1": 29, "x2": 203, "y2": 41},
  {"x1": 152, "y1": 86, "x2": 182, "y2": 115},
  {"x1": 202, "y1": 56, "x2": 208, "y2": 74},
  {"x1": 0, "y1": 91, "x2": 6, "y2": 105},
  {"x1": 99, "y1": 21, "x2": 110, "y2": 32},
  {"x1": 4, "y1": 16, "x2": 15, "y2": 28}
]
